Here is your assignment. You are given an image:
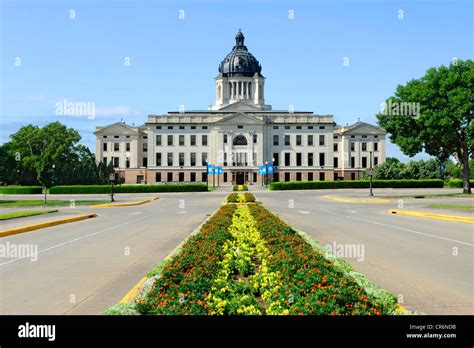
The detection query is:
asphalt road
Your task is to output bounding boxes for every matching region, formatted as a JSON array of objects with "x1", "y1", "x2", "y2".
[
  {"x1": 251, "y1": 187, "x2": 473, "y2": 315},
  {"x1": 0, "y1": 189, "x2": 228, "y2": 314}
]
